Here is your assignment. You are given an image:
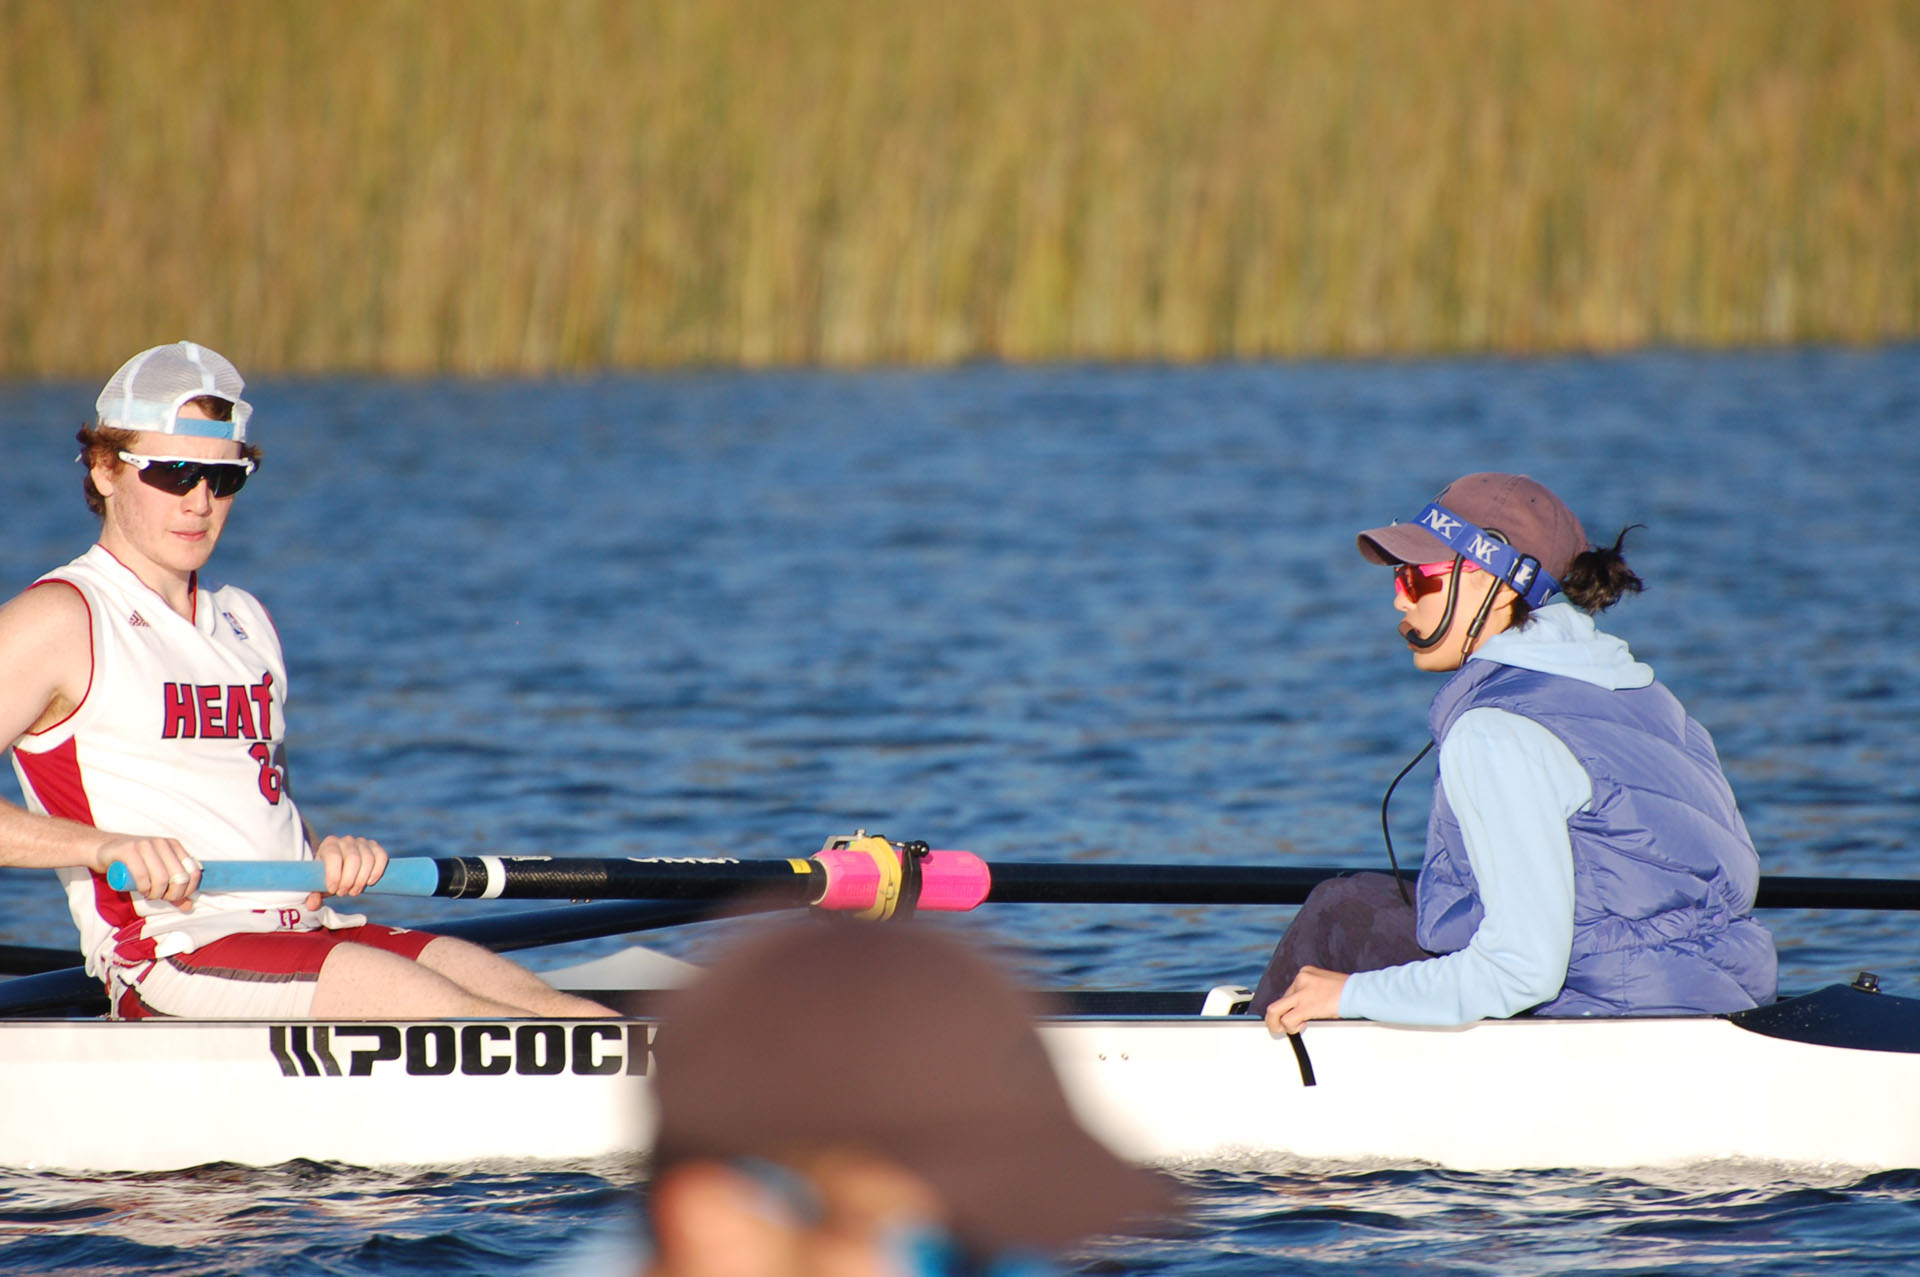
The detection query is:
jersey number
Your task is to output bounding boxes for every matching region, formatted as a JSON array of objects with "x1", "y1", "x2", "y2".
[{"x1": 249, "y1": 743, "x2": 285, "y2": 804}]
